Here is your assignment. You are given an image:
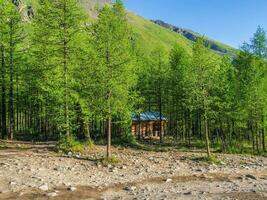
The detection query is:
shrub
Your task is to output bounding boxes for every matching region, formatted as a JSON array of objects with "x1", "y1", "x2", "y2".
[
  {"x1": 57, "y1": 135, "x2": 83, "y2": 154},
  {"x1": 84, "y1": 139, "x2": 94, "y2": 148},
  {"x1": 100, "y1": 154, "x2": 120, "y2": 166},
  {"x1": 112, "y1": 132, "x2": 137, "y2": 146}
]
